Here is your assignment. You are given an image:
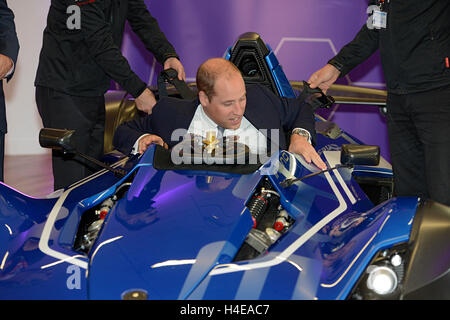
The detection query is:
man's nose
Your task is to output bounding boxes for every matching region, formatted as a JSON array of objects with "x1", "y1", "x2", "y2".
[{"x1": 232, "y1": 101, "x2": 245, "y2": 115}]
